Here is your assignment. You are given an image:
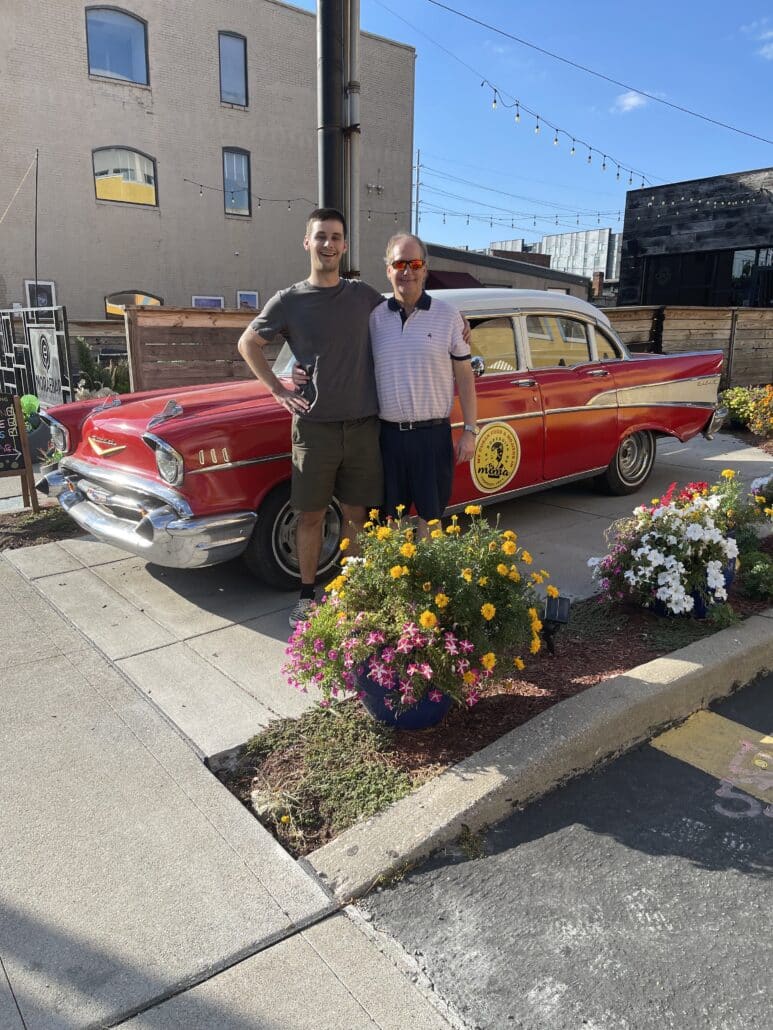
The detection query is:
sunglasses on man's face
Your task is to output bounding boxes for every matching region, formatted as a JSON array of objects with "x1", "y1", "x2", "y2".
[{"x1": 390, "y1": 258, "x2": 426, "y2": 271}]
